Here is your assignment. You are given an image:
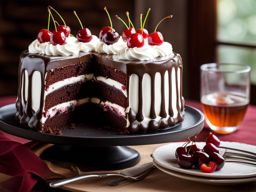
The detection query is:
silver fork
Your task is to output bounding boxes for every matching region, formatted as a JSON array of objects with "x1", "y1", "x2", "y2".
[
  {"x1": 107, "y1": 162, "x2": 155, "y2": 186},
  {"x1": 49, "y1": 162, "x2": 154, "y2": 188},
  {"x1": 219, "y1": 148, "x2": 256, "y2": 165}
]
